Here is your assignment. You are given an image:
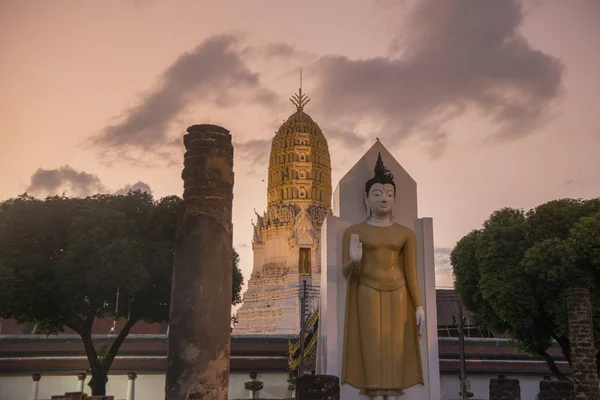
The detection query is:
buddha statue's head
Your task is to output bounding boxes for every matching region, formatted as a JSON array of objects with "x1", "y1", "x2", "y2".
[{"x1": 364, "y1": 153, "x2": 396, "y2": 219}]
